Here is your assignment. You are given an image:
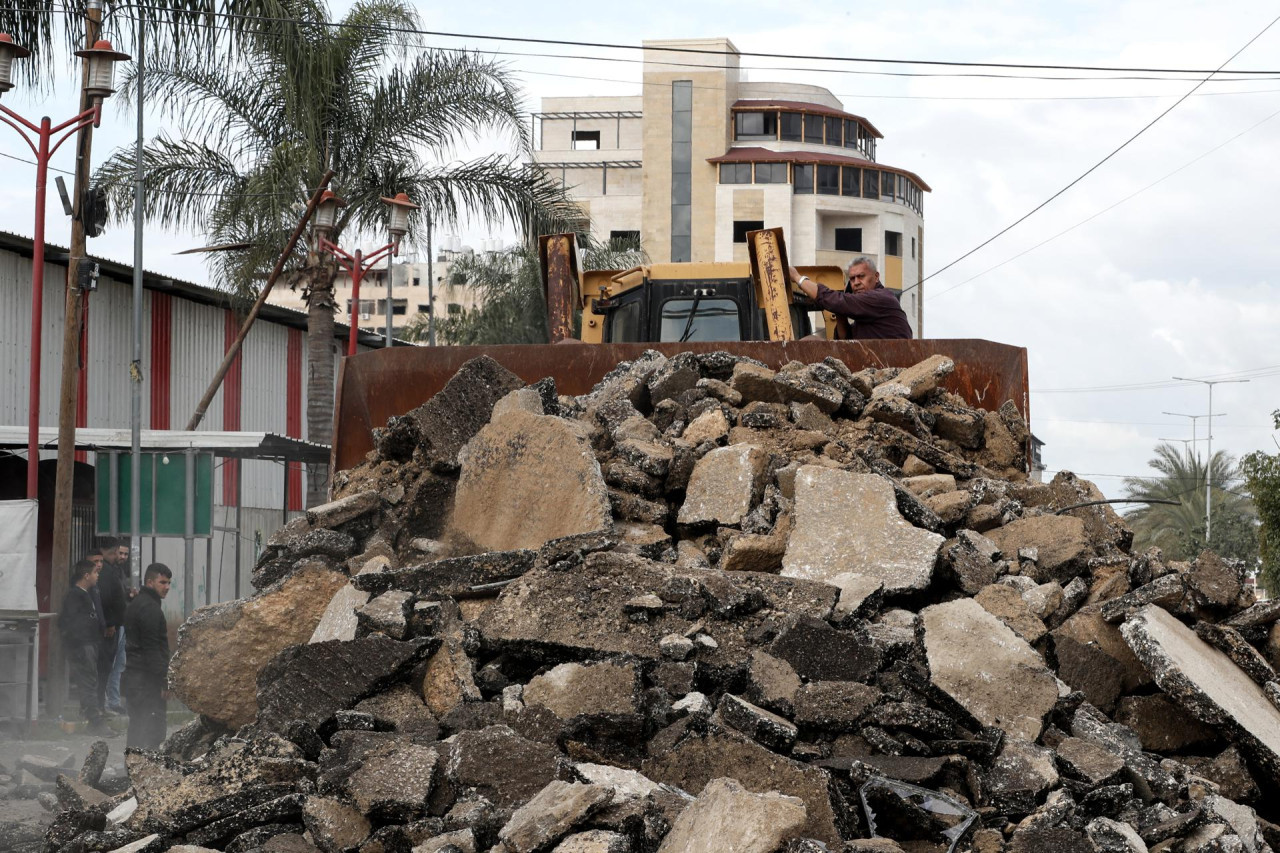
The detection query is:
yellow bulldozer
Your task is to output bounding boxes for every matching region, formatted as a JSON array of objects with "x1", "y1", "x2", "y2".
[{"x1": 331, "y1": 229, "x2": 1028, "y2": 472}]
